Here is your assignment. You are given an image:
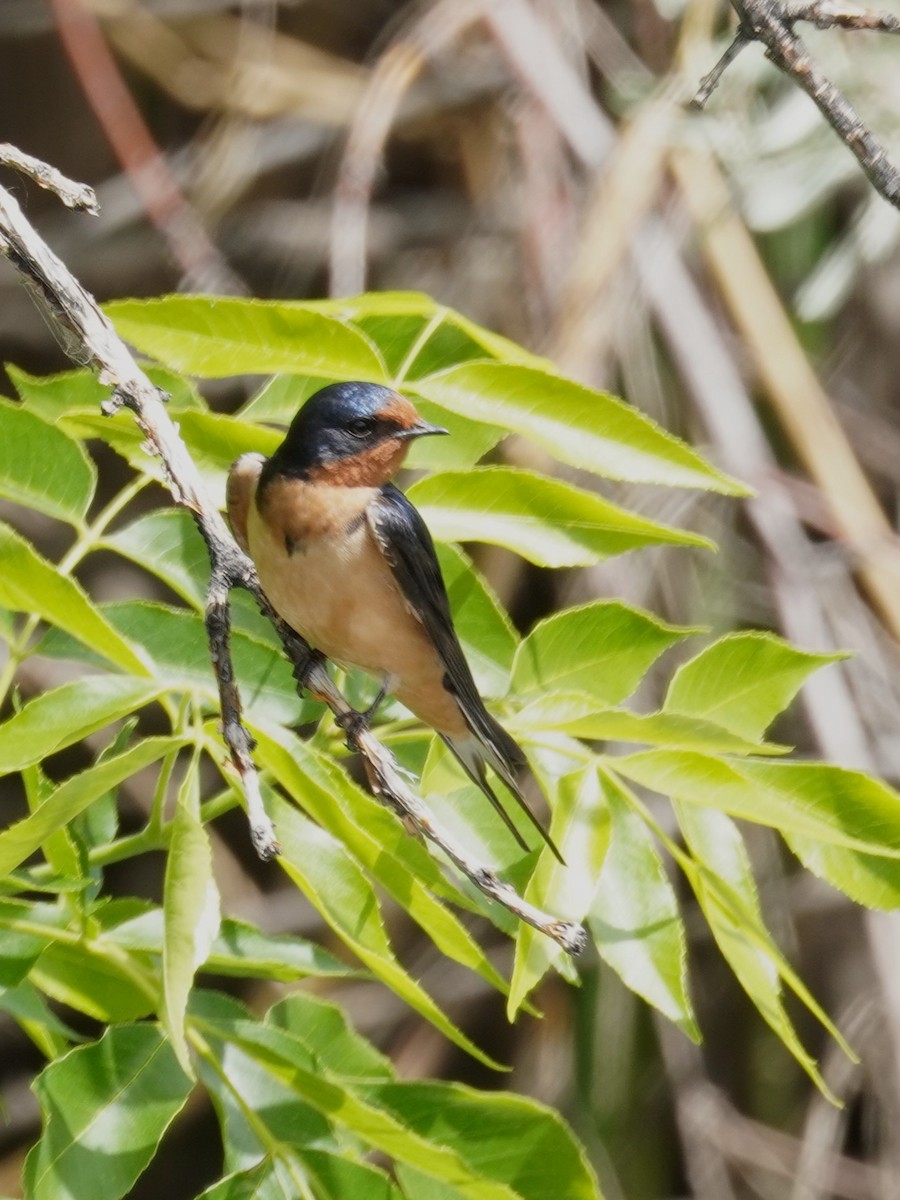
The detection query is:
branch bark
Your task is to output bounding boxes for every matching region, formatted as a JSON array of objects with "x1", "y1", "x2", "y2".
[
  {"x1": 692, "y1": 0, "x2": 900, "y2": 210},
  {"x1": 0, "y1": 147, "x2": 586, "y2": 957}
]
